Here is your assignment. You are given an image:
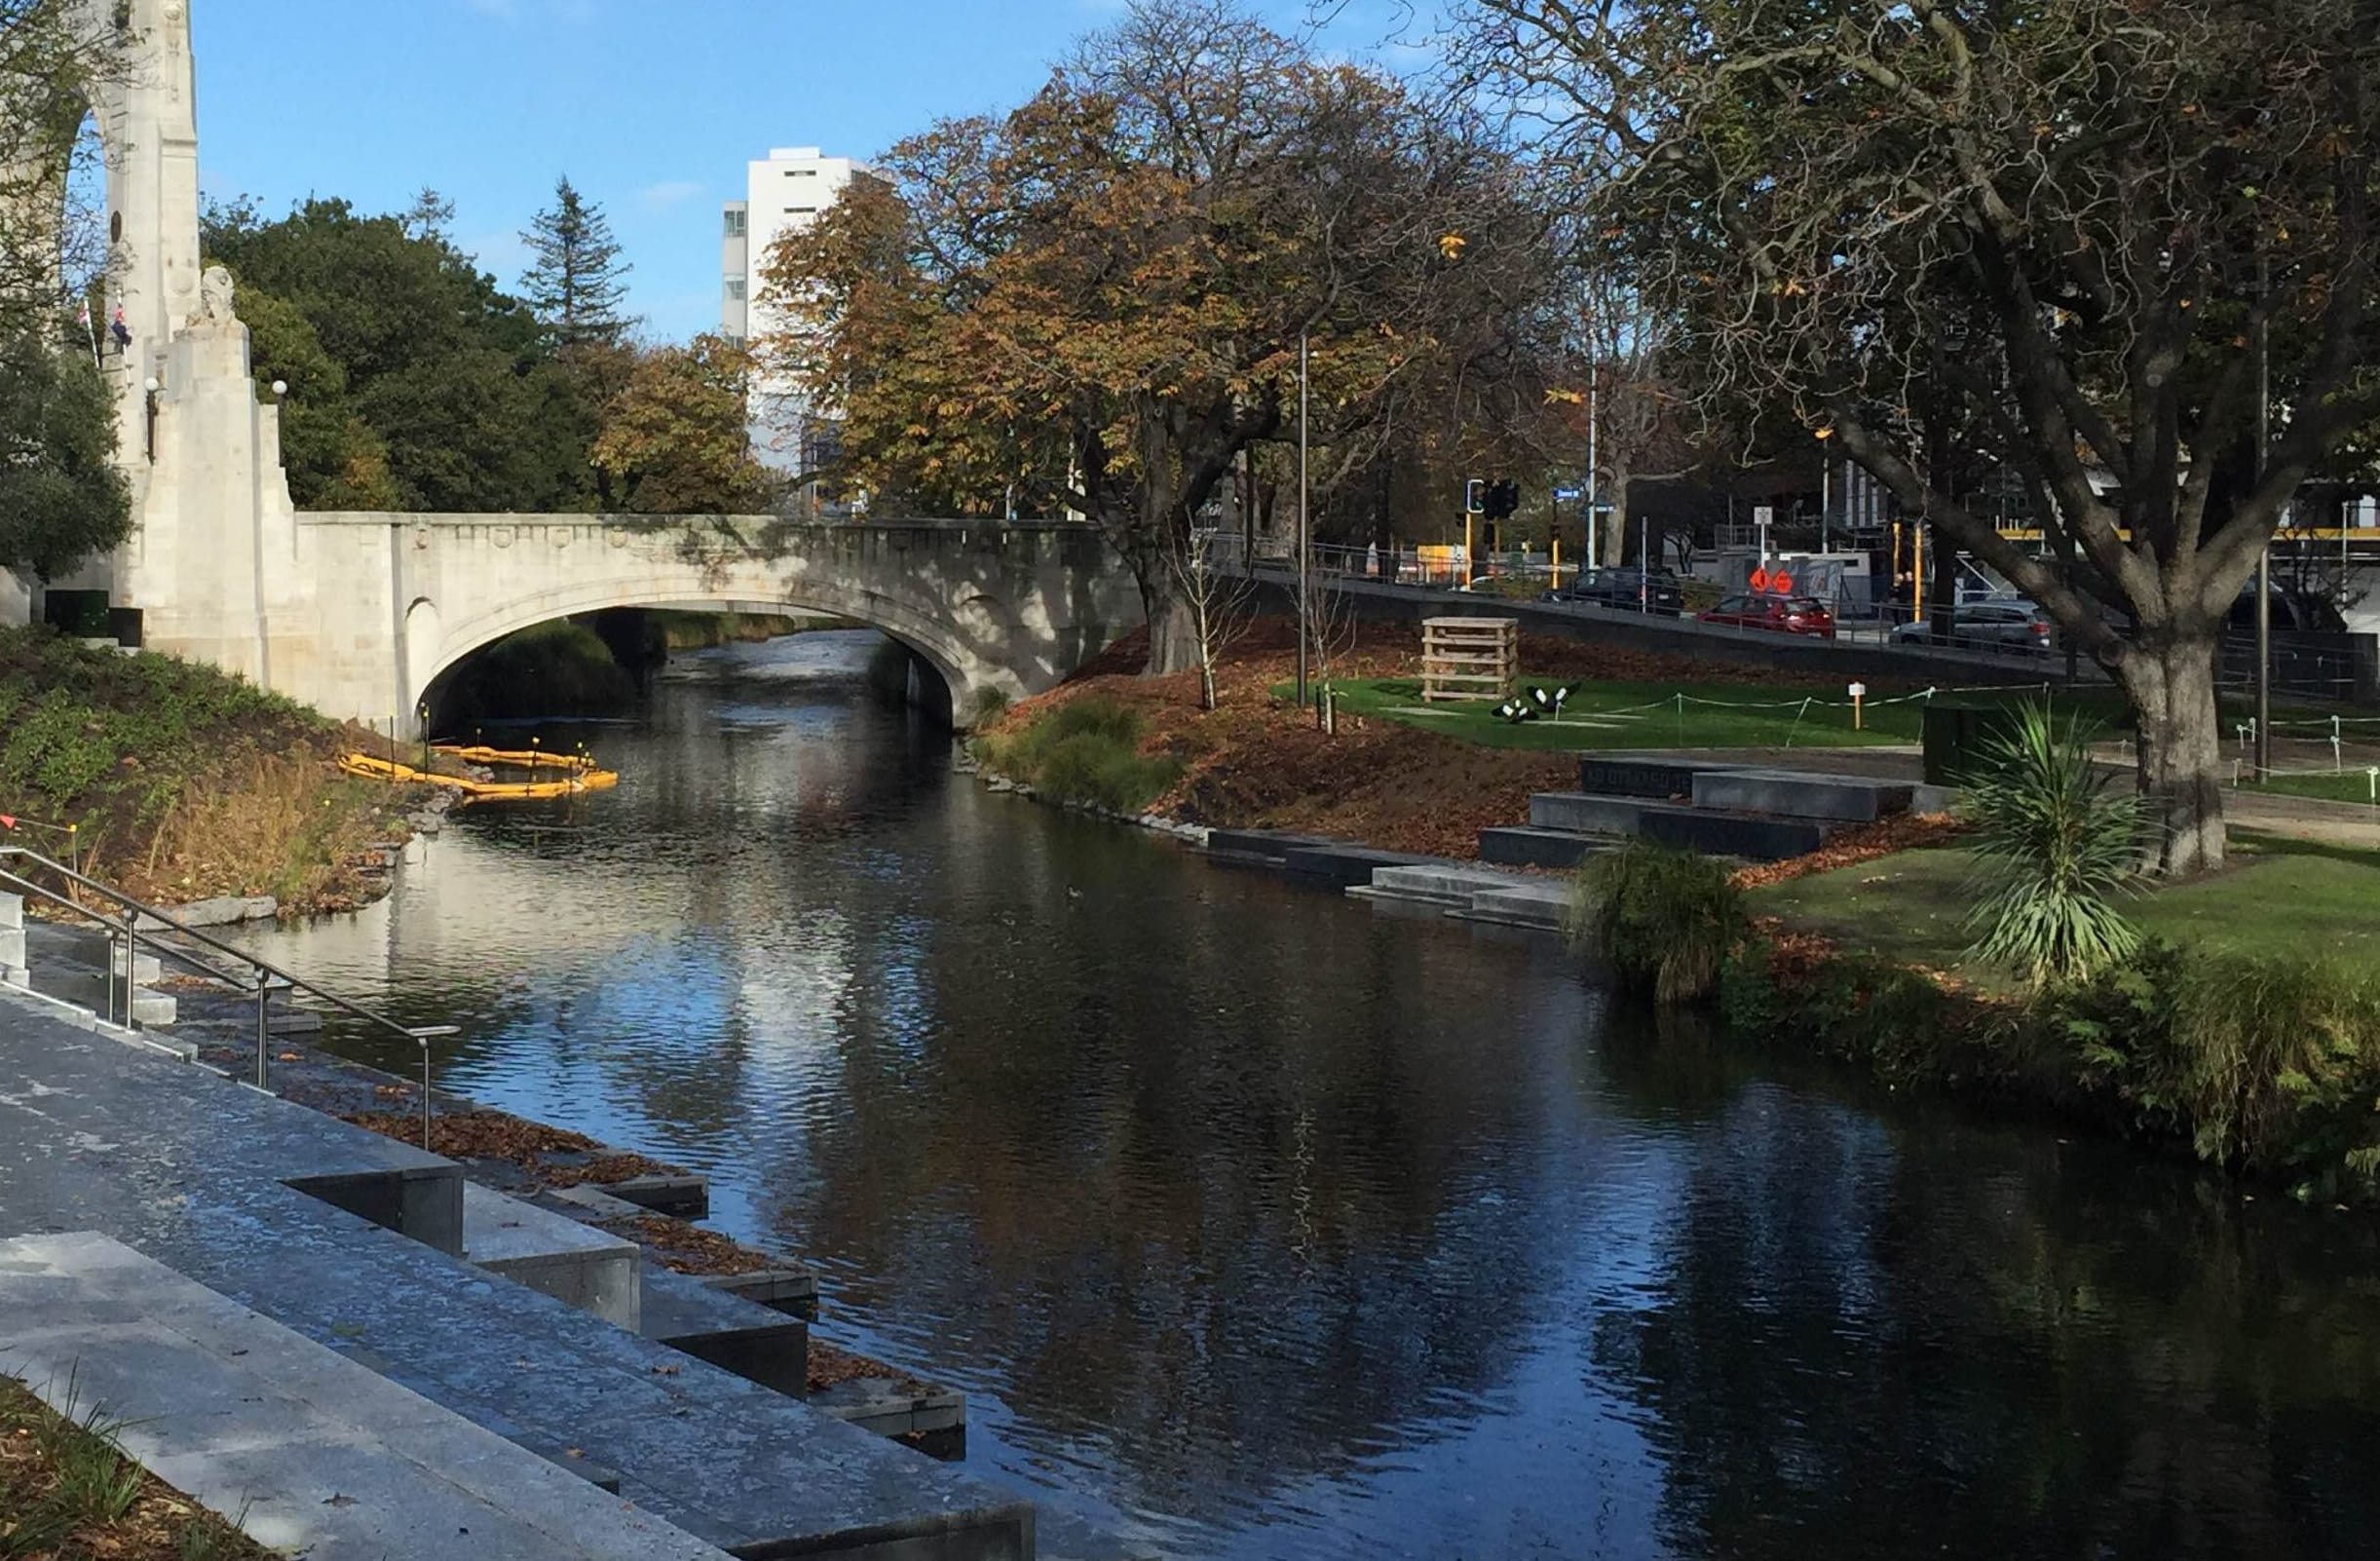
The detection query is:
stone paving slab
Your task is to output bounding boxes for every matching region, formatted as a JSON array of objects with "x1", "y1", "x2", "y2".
[
  {"x1": 0, "y1": 990, "x2": 1039, "y2": 1560},
  {"x1": 0, "y1": 1231, "x2": 732, "y2": 1561}
]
